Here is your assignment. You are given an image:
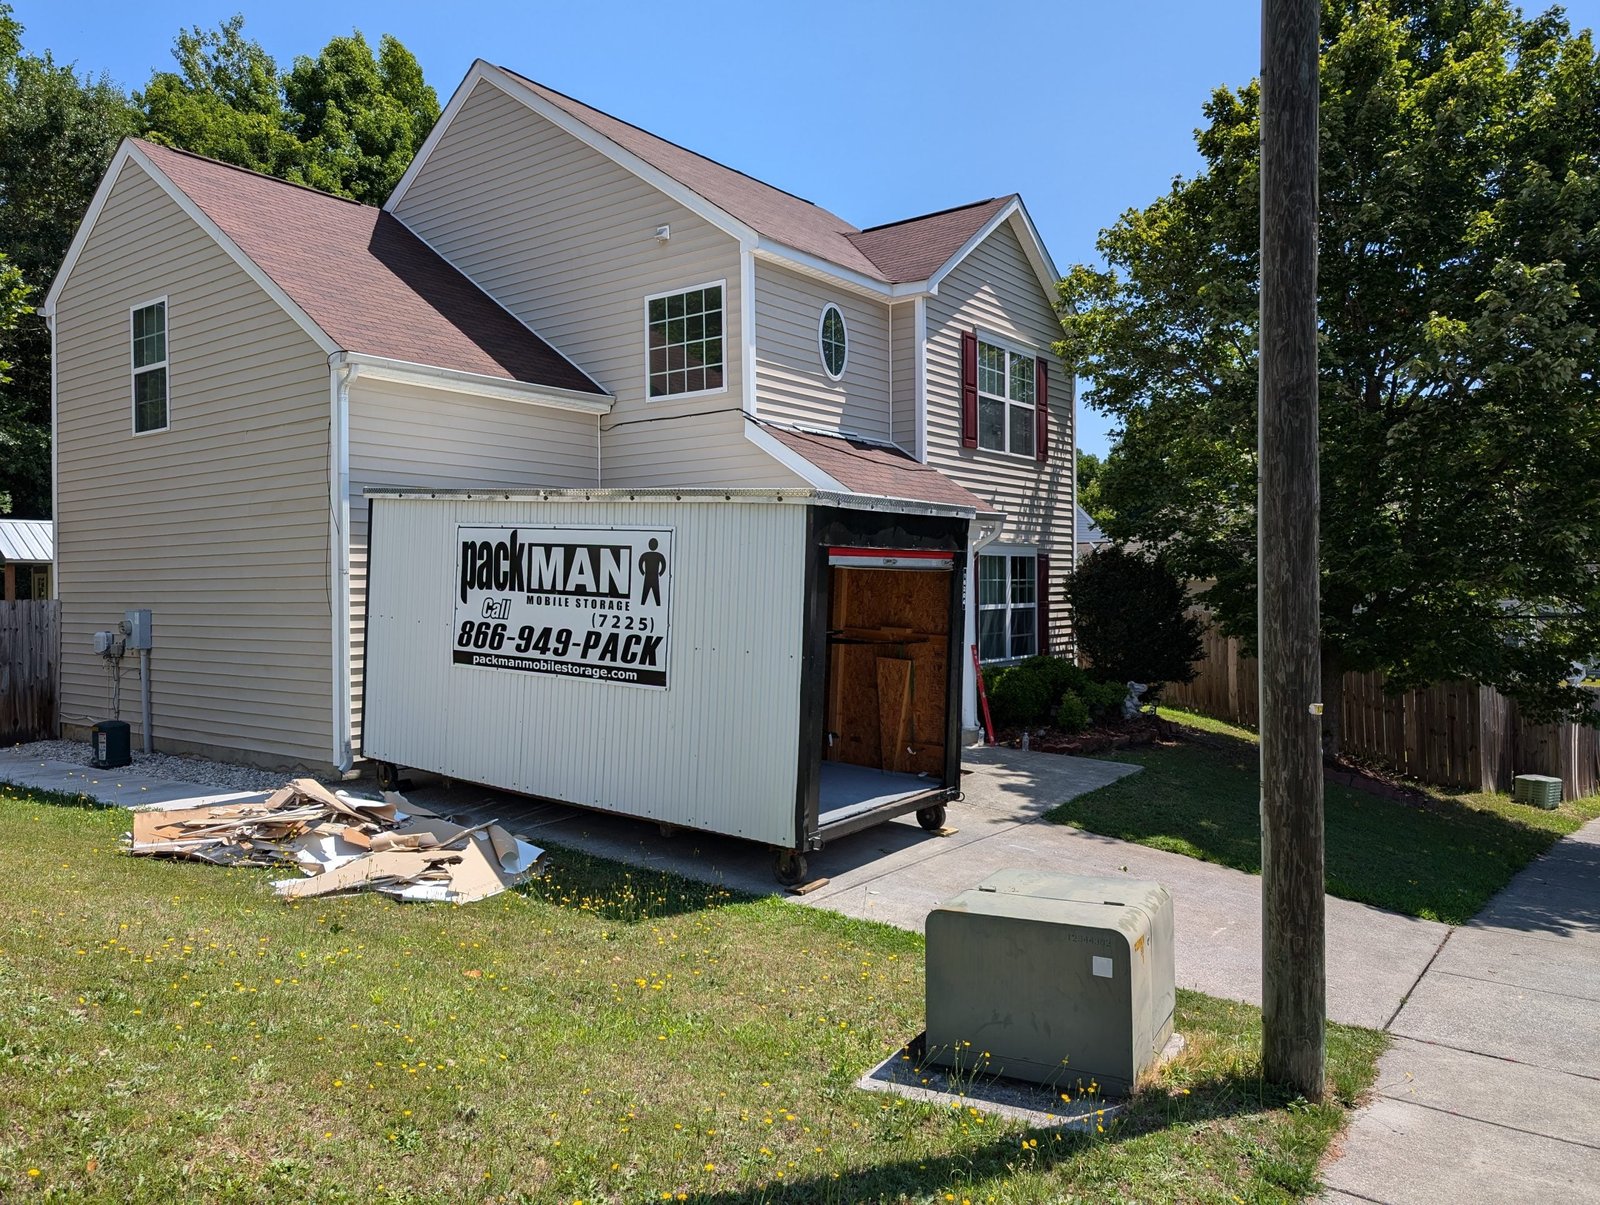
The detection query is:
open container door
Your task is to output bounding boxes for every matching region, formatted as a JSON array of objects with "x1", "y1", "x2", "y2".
[{"x1": 791, "y1": 505, "x2": 967, "y2": 868}]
